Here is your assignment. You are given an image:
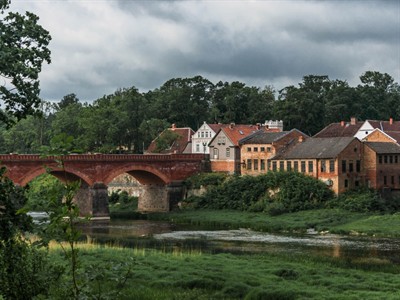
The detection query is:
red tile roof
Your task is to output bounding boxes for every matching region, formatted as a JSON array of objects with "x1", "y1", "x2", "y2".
[
  {"x1": 221, "y1": 124, "x2": 279, "y2": 146},
  {"x1": 313, "y1": 121, "x2": 363, "y2": 138},
  {"x1": 146, "y1": 127, "x2": 194, "y2": 154},
  {"x1": 367, "y1": 120, "x2": 400, "y2": 132}
]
